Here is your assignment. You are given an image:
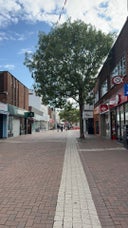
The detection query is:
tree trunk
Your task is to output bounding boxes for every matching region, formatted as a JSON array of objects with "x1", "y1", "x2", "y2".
[{"x1": 79, "y1": 102, "x2": 85, "y2": 139}]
